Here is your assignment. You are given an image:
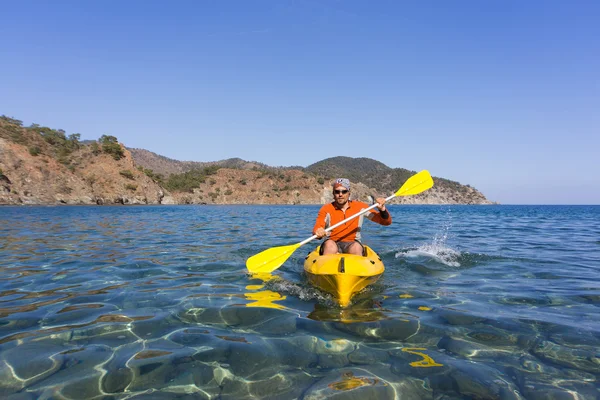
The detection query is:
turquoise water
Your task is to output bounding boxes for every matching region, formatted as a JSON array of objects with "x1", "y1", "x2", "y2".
[{"x1": 0, "y1": 205, "x2": 599, "y2": 399}]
